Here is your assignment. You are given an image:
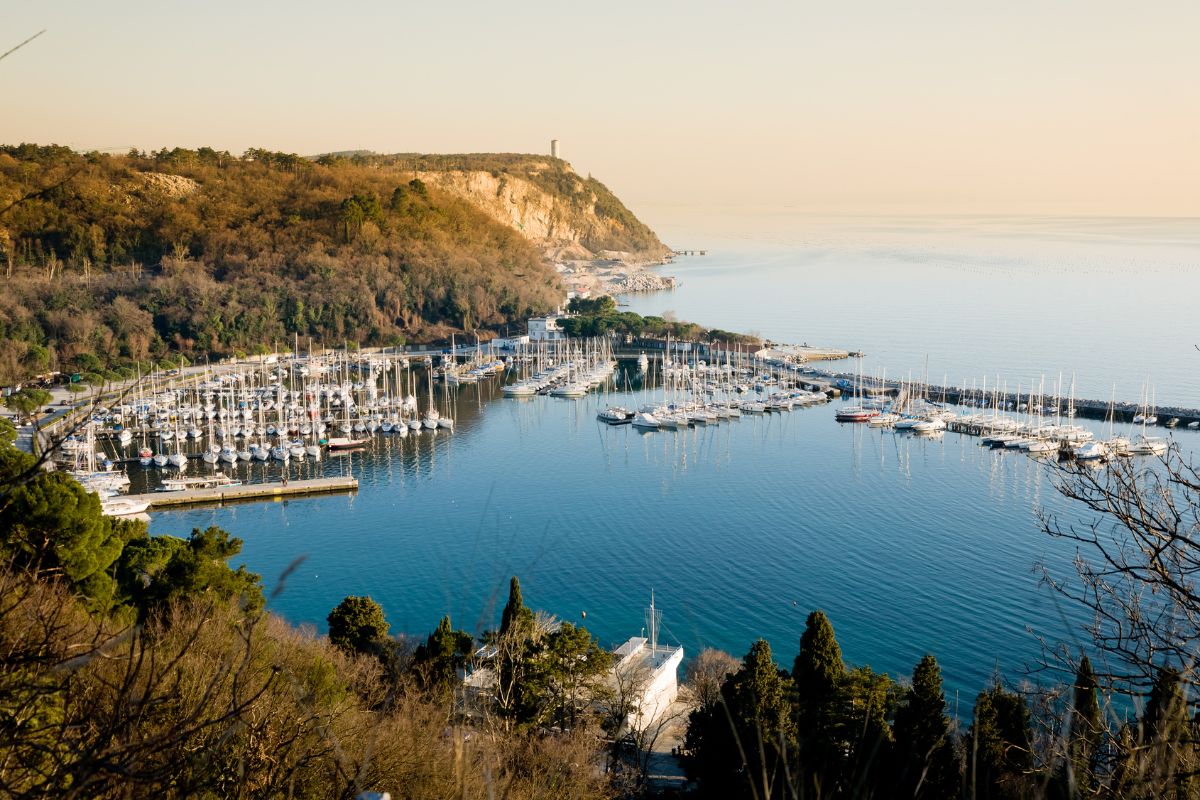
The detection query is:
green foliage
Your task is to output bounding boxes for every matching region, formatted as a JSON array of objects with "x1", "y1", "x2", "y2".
[
  {"x1": 116, "y1": 526, "x2": 263, "y2": 621},
  {"x1": 684, "y1": 638, "x2": 797, "y2": 799},
  {"x1": 557, "y1": 302, "x2": 756, "y2": 344},
  {"x1": 0, "y1": 145, "x2": 563, "y2": 384},
  {"x1": 0, "y1": 417, "x2": 15, "y2": 444},
  {"x1": 3, "y1": 388, "x2": 51, "y2": 421},
  {"x1": 412, "y1": 614, "x2": 473, "y2": 696},
  {"x1": 1062, "y1": 655, "x2": 1103, "y2": 798},
  {"x1": 966, "y1": 680, "x2": 1033, "y2": 800},
  {"x1": 1112, "y1": 666, "x2": 1199, "y2": 799},
  {"x1": 517, "y1": 622, "x2": 612, "y2": 731},
  {"x1": 0, "y1": 448, "x2": 138, "y2": 612},
  {"x1": 500, "y1": 575, "x2": 534, "y2": 637},
  {"x1": 566, "y1": 295, "x2": 617, "y2": 316},
  {"x1": 326, "y1": 595, "x2": 390, "y2": 656},
  {"x1": 893, "y1": 654, "x2": 958, "y2": 800},
  {"x1": 793, "y1": 609, "x2": 846, "y2": 788}
]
